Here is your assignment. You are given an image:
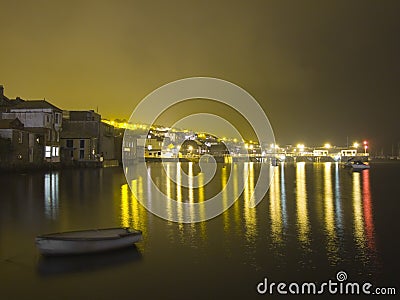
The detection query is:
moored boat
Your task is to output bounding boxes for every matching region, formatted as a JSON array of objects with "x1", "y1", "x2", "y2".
[
  {"x1": 344, "y1": 160, "x2": 370, "y2": 170},
  {"x1": 36, "y1": 227, "x2": 142, "y2": 256}
]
